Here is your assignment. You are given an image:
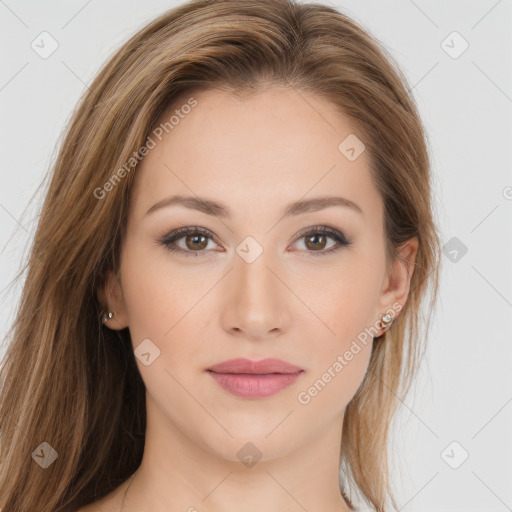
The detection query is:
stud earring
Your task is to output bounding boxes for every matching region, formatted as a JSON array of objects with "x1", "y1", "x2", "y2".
[
  {"x1": 379, "y1": 312, "x2": 393, "y2": 332},
  {"x1": 102, "y1": 311, "x2": 115, "y2": 324}
]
